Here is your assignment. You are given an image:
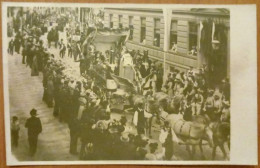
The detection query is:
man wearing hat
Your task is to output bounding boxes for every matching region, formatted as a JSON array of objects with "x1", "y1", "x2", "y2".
[
  {"x1": 60, "y1": 79, "x2": 70, "y2": 122},
  {"x1": 134, "y1": 102, "x2": 146, "y2": 135},
  {"x1": 25, "y1": 108, "x2": 42, "y2": 156},
  {"x1": 59, "y1": 39, "x2": 66, "y2": 58},
  {"x1": 116, "y1": 132, "x2": 136, "y2": 160}
]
